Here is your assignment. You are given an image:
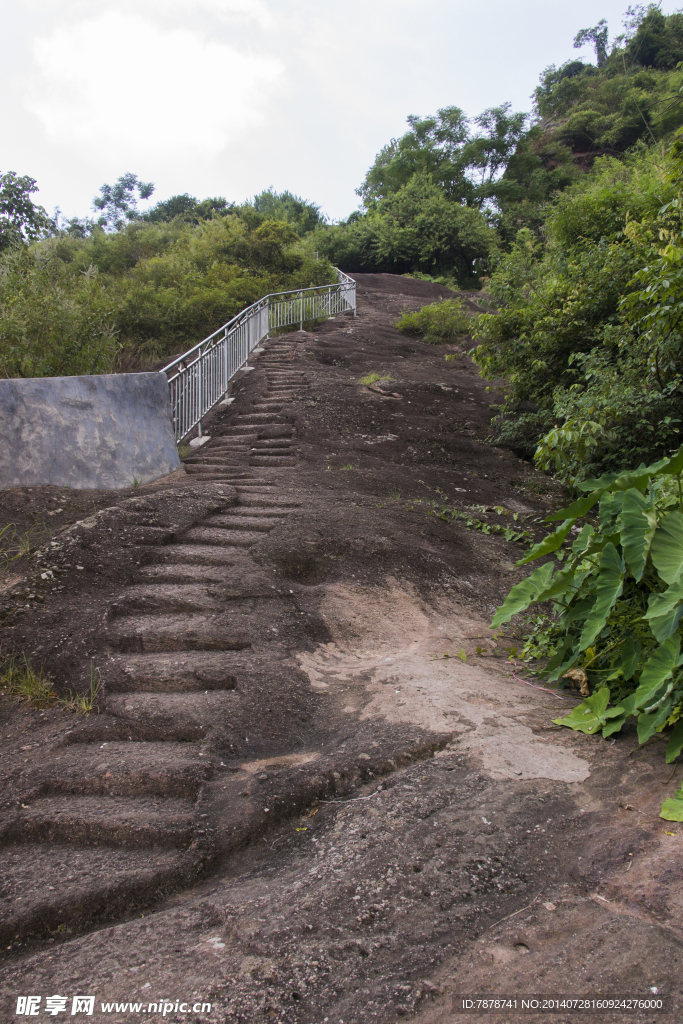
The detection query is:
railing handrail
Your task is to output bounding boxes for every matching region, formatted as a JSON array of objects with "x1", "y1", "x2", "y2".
[
  {"x1": 161, "y1": 267, "x2": 356, "y2": 440},
  {"x1": 161, "y1": 270, "x2": 356, "y2": 378}
]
